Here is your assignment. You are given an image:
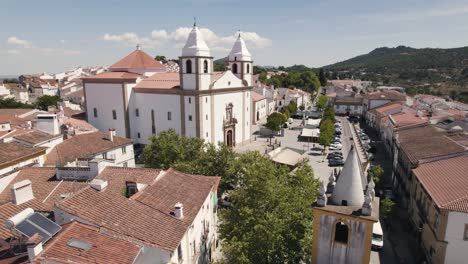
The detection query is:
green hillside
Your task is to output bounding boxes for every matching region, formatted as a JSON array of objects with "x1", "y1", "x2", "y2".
[{"x1": 324, "y1": 45, "x2": 468, "y2": 102}]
